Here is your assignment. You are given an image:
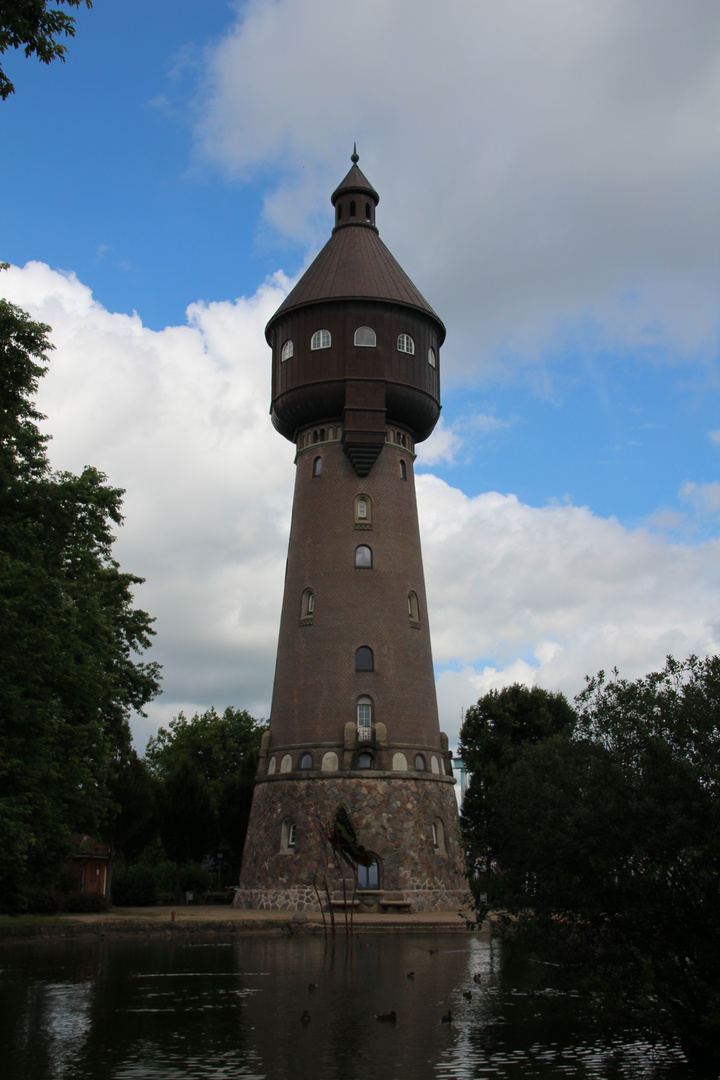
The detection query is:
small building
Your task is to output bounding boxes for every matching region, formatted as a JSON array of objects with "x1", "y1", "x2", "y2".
[{"x1": 69, "y1": 835, "x2": 110, "y2": 897}]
